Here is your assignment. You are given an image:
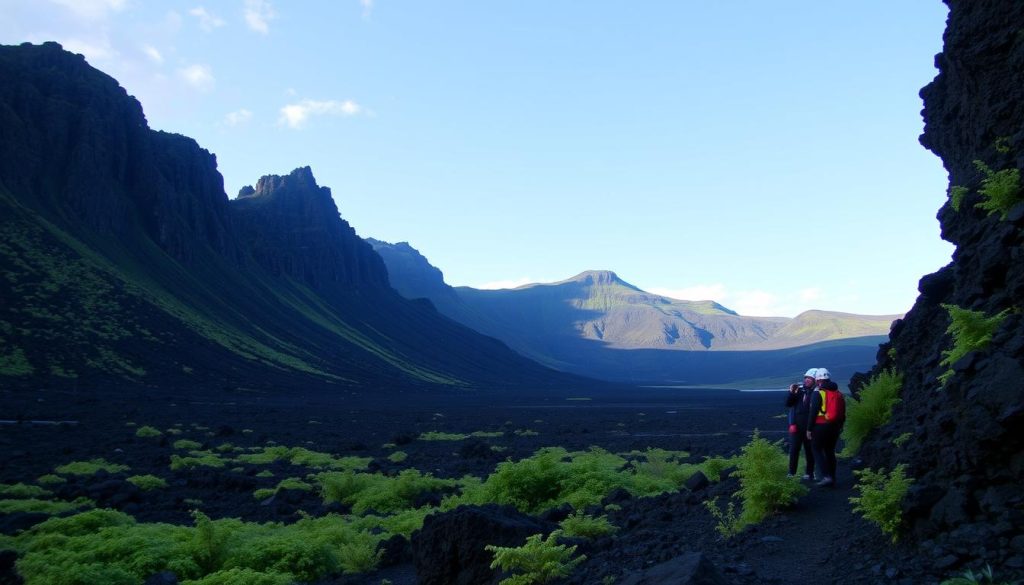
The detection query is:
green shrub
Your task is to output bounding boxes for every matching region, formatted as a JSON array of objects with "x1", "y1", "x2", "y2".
[
  {"x1": 181, "y1": 568, "x2": 294, "y2": 585},
  {"x1": 941, "y1": 564, "x2": 1011, "y2": 585},
  {"x1": 55, "y1": 459, "x2": 130, "y2": 476},
  {"x1": 840, "y1": 369, "x2": 903, "y2": 457},
  {"x1": 938, "y1": 304, "x2": 1010, "y2": 385},
  {"x1": 171, "y1": 452, "x2": 227, "y2": 471},
  {"x1": 973, "y1": 160, "x2": 1022, "y2": 219},
  {"x1": 703, "y1": 497, "x2": 744, "y2": 539},
  {"x1": 698, "y1": 456, "x2": 734, "y2": 482},
  {"x1": 387, "y1": 451, "x2": 408, "y2": 463},
  {"x1": 127, "y1": 475, "x2": 169, "y2": 491},
  {"x1": 733, "y1": 431, "x2": 808, "y2": 526},
  {"x1": 481, "y1": 448, "x2": 571, "y2": 513},
  {"x1": 418, "y1": 431, "x2": 469, "y2": 441},
  {"x1": 850, "y1": 464, "x2": 913, "y2": 542},
  {"x1": 486, "y1": 531, "x2": 585, "y2": 585},
  {"x1": 135, "y1": 426, "x2": 163, "y2": 438},
  {"x1": 0, "y1": 483, "x2": 51, "y2": 498},
  {"x1": 318, "y1": 469, "x2": 456, "y2": 514},
  {"x1": 338, "y1": 538, "x2": 383, "y2": 574},
  {"x1": 558, "y1": 512, "x2": 616, "y2": 539},
  {"x1": 36, "y1": 474, "x2": 66, "y2": 486},
  {"x1": 235, "y1": 446, "x2": 370, "y2": 471},
  {"x1": 0, "y1": 497, "x2": 92, "y2": 515},
  {"x1": 253, "y1": 489, "x2": 277, "y2": 501},
  {"x1": 256, "y1": 470, "x2": 274, "y2": 478},
  {"x1": 174, "y1": 440, "x2": 204, "y2": 450}
]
